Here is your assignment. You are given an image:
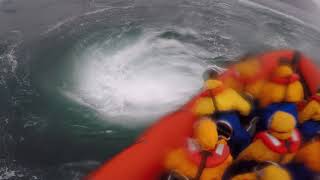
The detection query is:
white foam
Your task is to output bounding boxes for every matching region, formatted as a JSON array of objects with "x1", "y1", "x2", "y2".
[
  {"x1": 84, "y1": 6, "x2": 133, "y2": 16},
  {"x1": 42, "y1": 16, "x2": 77, "y2": 35},
  {"x1": 65, "y1": 30, "x2": 214, "y2": 125},
  {"x1": 0, "y1": 168, "x2": 18, "y2": 180}
]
